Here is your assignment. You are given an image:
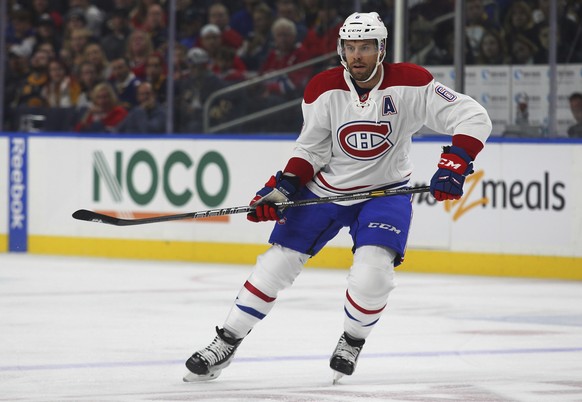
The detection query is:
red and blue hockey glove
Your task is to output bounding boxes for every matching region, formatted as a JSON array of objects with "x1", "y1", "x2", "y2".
[
  {"x1": 430, "y1": 145, "x2": 474, "y2": 201},
  {"x1": 247, "y1": 171, "x2": 300, "y2": 222}
]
